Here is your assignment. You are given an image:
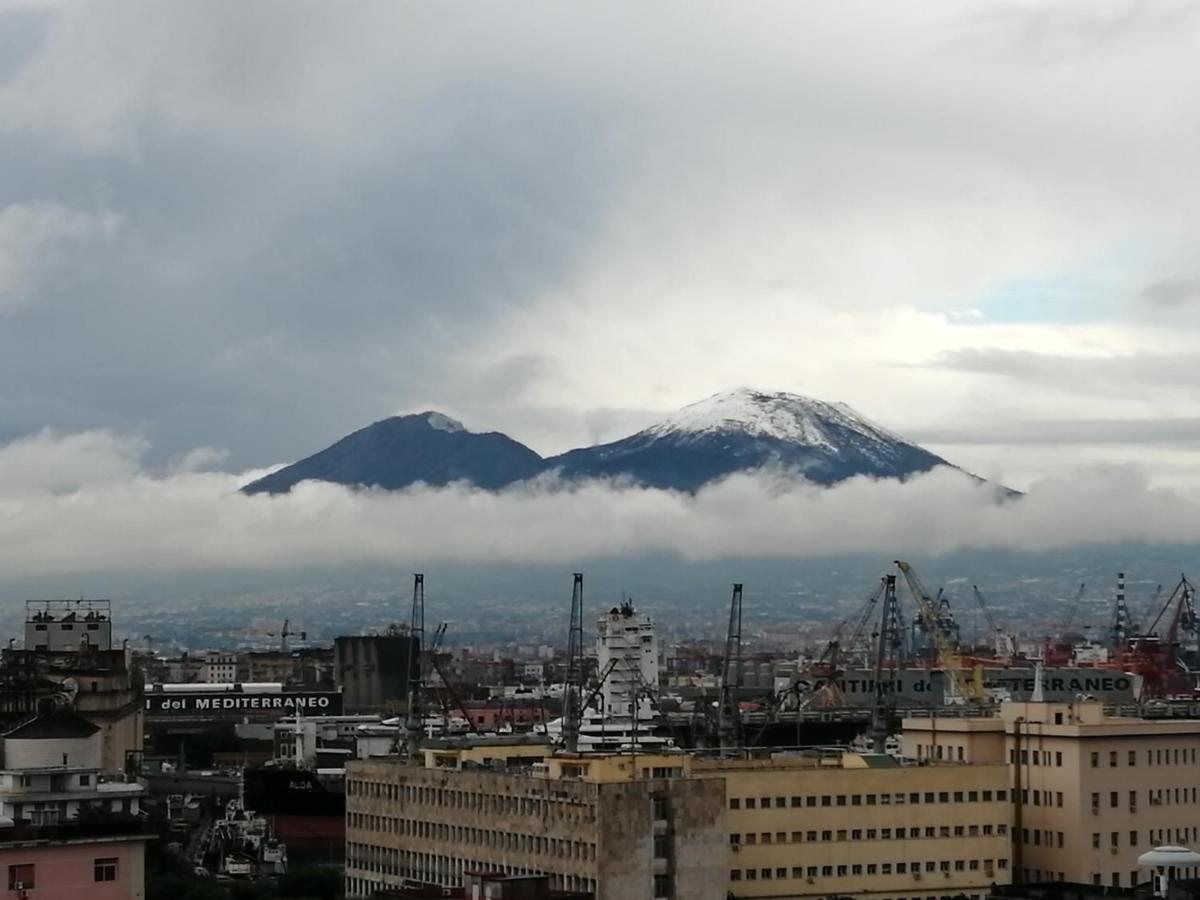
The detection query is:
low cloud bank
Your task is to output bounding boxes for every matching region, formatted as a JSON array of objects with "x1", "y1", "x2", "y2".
[{"x1": 0, "y1": 429, "x2": 1195, "y2": 577}]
